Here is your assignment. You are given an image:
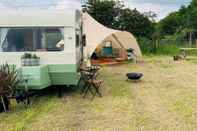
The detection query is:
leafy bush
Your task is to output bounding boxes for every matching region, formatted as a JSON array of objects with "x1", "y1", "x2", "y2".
[
  {"x1": 138, "y1": 37, "x2": 180, "y2": 55},
  {"x1": 138, "y1": 37, "x2": 155, "y2": 55},
  {"x1": 21, "y1": 53, "x2": 32, "y2": 59},
  {"x1": 32, "y1": 54, "x2": 40, "y2": 59},
  {"x1": 21, "y1": 53, "x2": 40, "y2": 59},
  {"x1": 155, "y1": 44, "x2": 180, "y2": 55},
  {"x1": 0, "y1": 64, "x2": 18, "y2": 96}
]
